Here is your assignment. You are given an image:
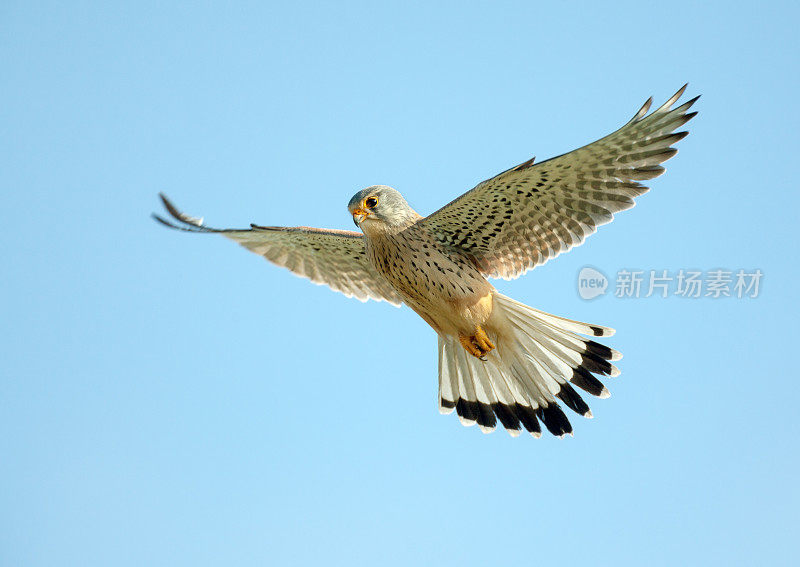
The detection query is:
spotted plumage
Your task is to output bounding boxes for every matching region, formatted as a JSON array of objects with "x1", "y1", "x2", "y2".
[{"x1": 154, "y1": 85, "x2": 698, "y2": 438}]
